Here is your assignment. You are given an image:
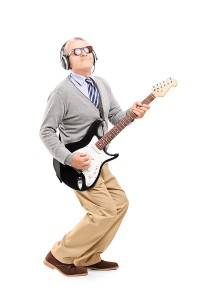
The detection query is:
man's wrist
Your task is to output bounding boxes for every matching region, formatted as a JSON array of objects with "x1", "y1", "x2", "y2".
[{"x1": 64, "y1": 153, "x2": 73, "y2": 166}]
